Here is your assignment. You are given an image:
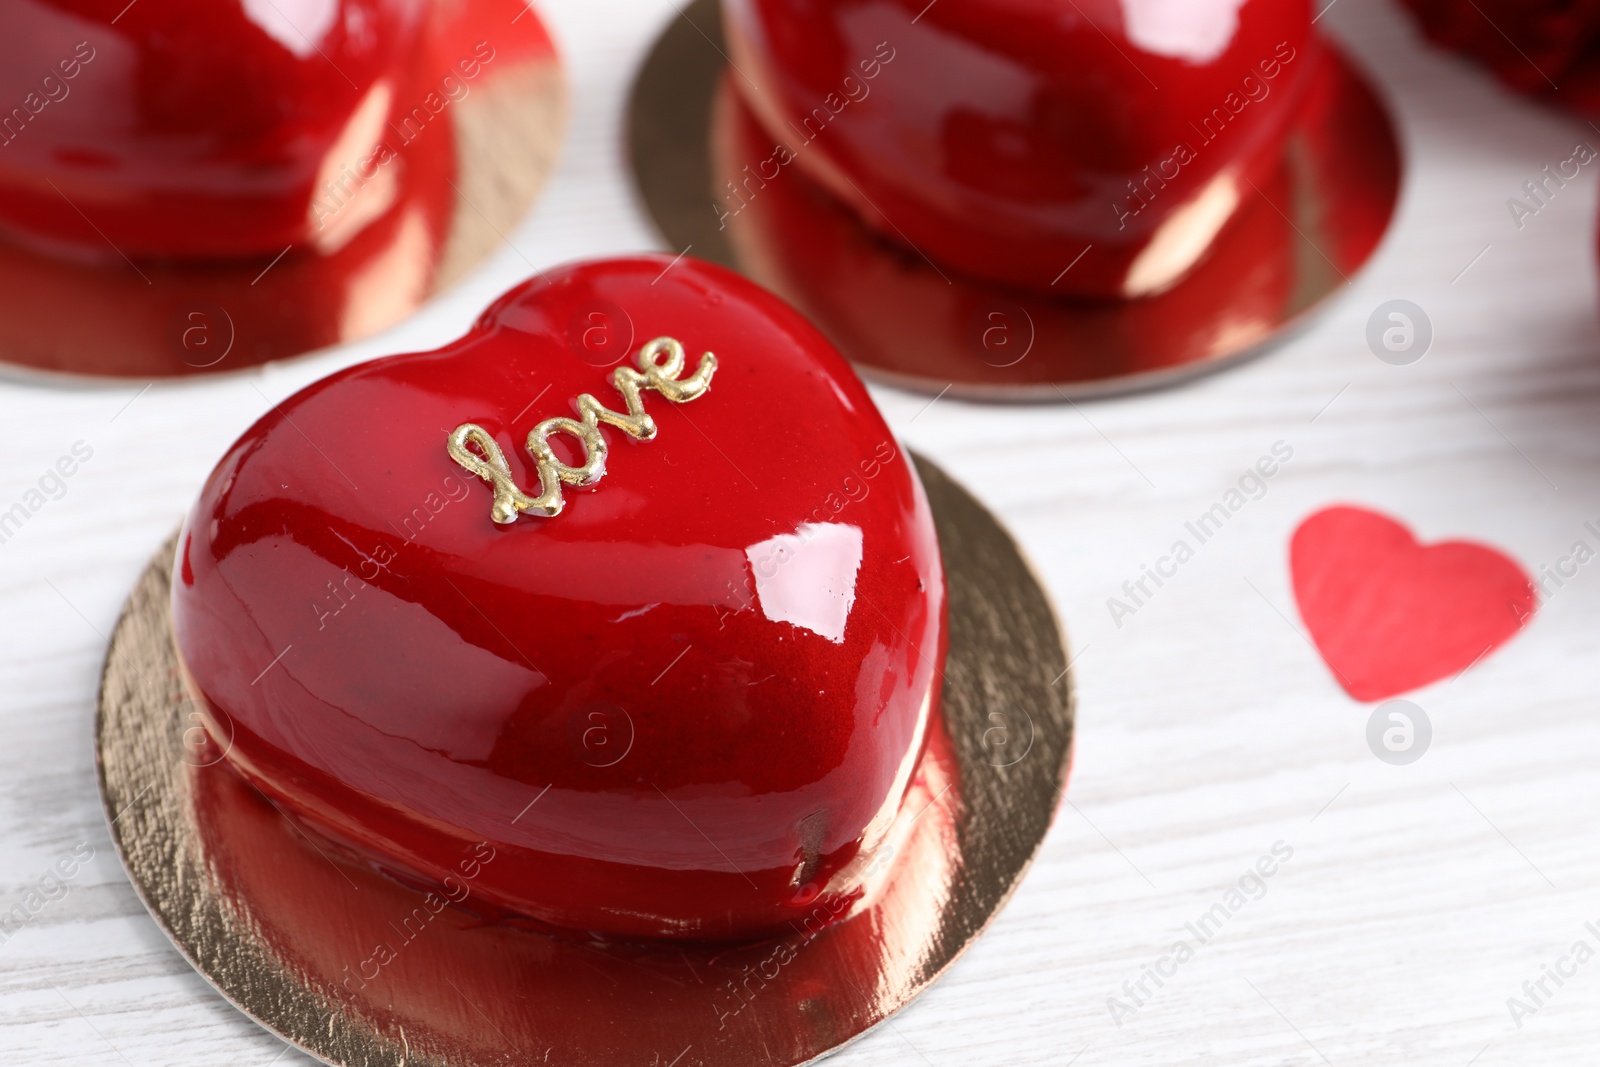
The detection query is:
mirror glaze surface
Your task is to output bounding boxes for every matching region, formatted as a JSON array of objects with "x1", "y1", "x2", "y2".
[{"x1": 172, "y1": 255, "x2": 946, "y2": 941}]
